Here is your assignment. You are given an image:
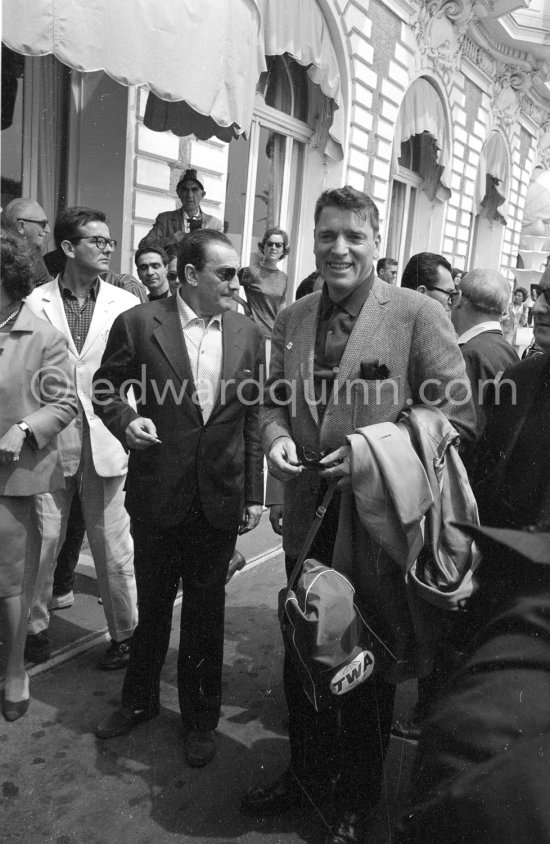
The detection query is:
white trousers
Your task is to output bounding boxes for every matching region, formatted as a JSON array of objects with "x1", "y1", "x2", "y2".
[{"x1": 28, "y1": 428, "x2": 137, "y2": 642}]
